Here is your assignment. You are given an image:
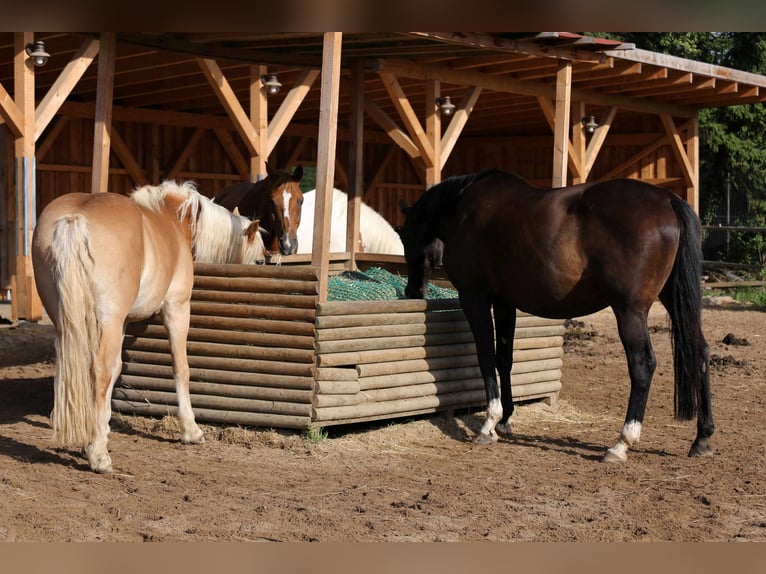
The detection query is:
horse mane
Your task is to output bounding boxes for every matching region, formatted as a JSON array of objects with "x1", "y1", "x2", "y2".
[{"x1": 131, "y1": 180, "x2": 264, "y2": 263}]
